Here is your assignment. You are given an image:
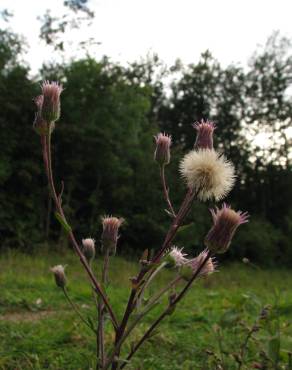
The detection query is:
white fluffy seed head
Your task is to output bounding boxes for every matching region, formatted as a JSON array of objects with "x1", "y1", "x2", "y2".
[{"x1": 179, "y1": 149, "x2": 235, "y2": 201}]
